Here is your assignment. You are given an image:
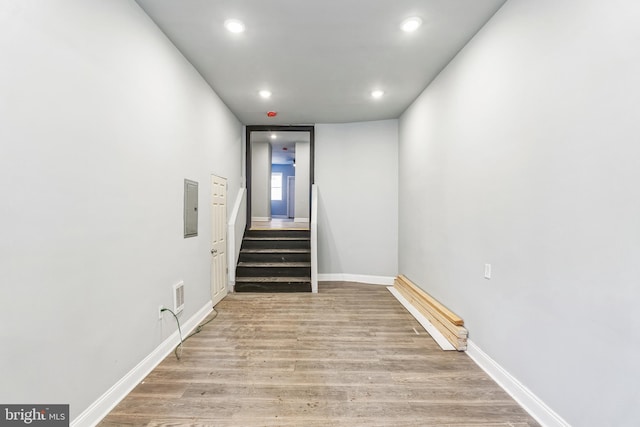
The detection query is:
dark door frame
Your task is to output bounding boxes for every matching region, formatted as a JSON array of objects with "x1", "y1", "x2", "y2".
[{"x1": 245, "y1": 125, "x2": 315, "y2": 228}]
